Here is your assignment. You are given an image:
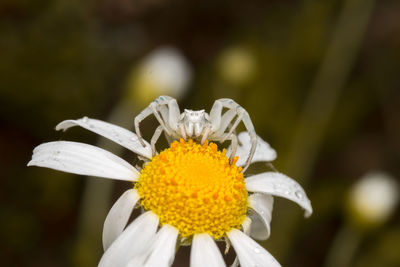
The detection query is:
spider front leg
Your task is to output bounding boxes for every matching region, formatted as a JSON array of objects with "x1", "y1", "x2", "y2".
[
  {"x1": 211, "y1": 133, "x2": 237, "y2": 163},
  {"x1": 156, "y1": 96, "x2": 181, "y2": 133},
  {"x1": 200, "y1": 124, "x2": 211, "y2": 145},
  {"x1": 150, "y1": 125, "x2": 164, "y2": 156},
  {"x1": 134, "y1": 102, "x2": 167, "y2": 147},
  {"x1": 229, "y1": 110, "x2": 257, "y2": 172},
  {"x1": 225, "y1": 133, "x2": 238, "y2": 164},
  {"x1": 209, "y1": 98, "x2": 257, "y2": 172},
  {"x1": 134, "y1": 96, "x2": 179, "y2": 147}
]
